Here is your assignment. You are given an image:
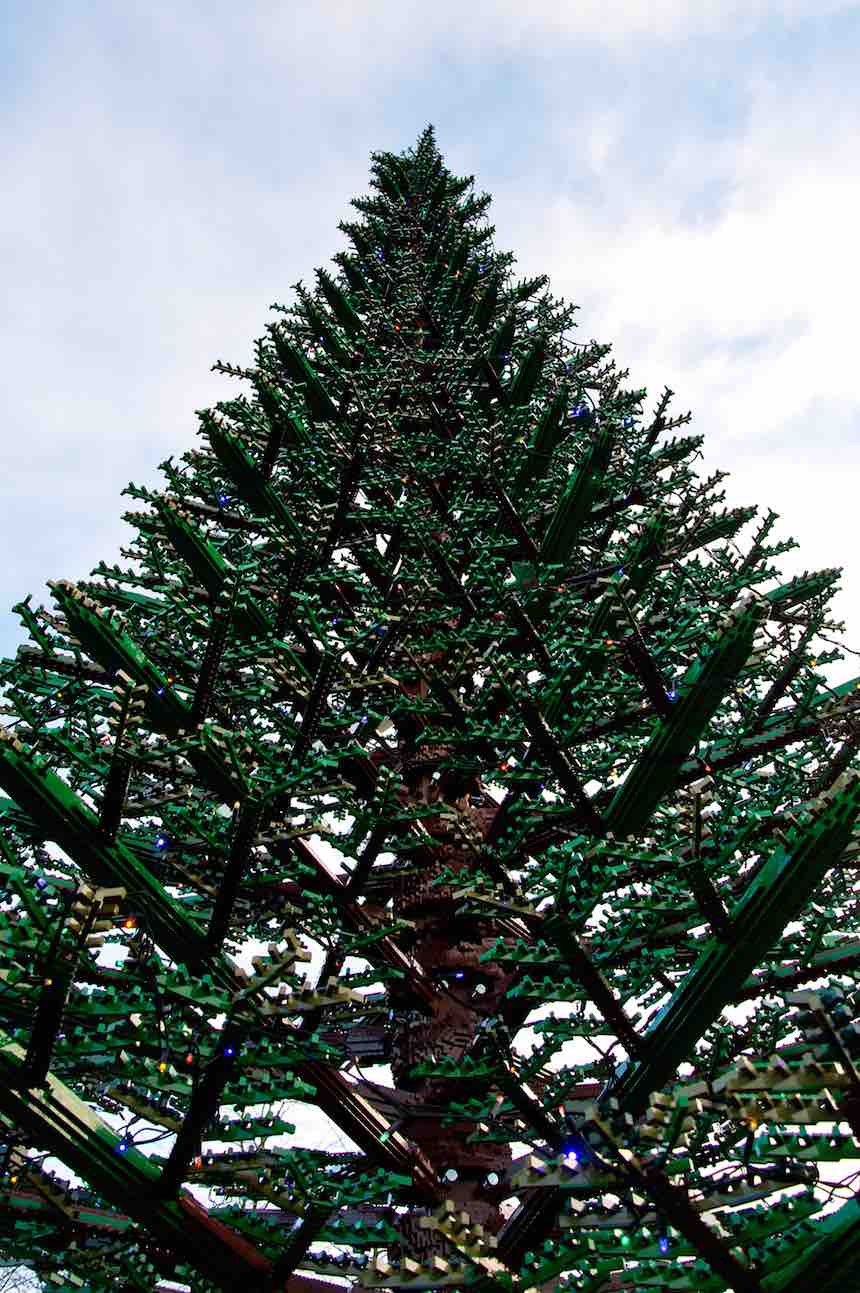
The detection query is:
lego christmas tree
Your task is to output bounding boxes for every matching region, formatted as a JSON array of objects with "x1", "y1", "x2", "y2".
[{"x1": 0, "y1": 125, "x2": 858, "y2": 1292}]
